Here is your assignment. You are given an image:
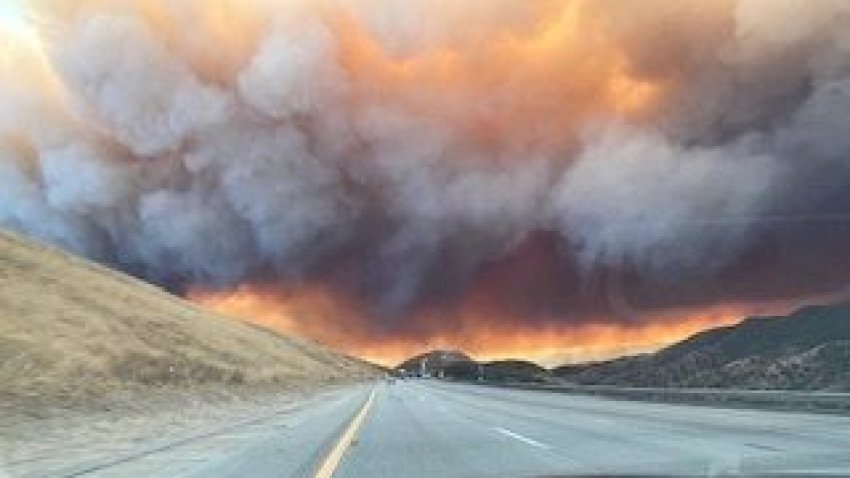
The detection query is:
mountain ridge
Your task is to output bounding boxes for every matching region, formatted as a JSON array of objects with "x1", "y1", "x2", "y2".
[
  {"x1": 394, "y1": 304, "x2": 850, "y2": 390},
  {"x1": 395, "y1": 350, "x2": 547, "y2": 382},
  {"x1": 553, "y1": 303, "x2": 850, "y2": 391}
]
